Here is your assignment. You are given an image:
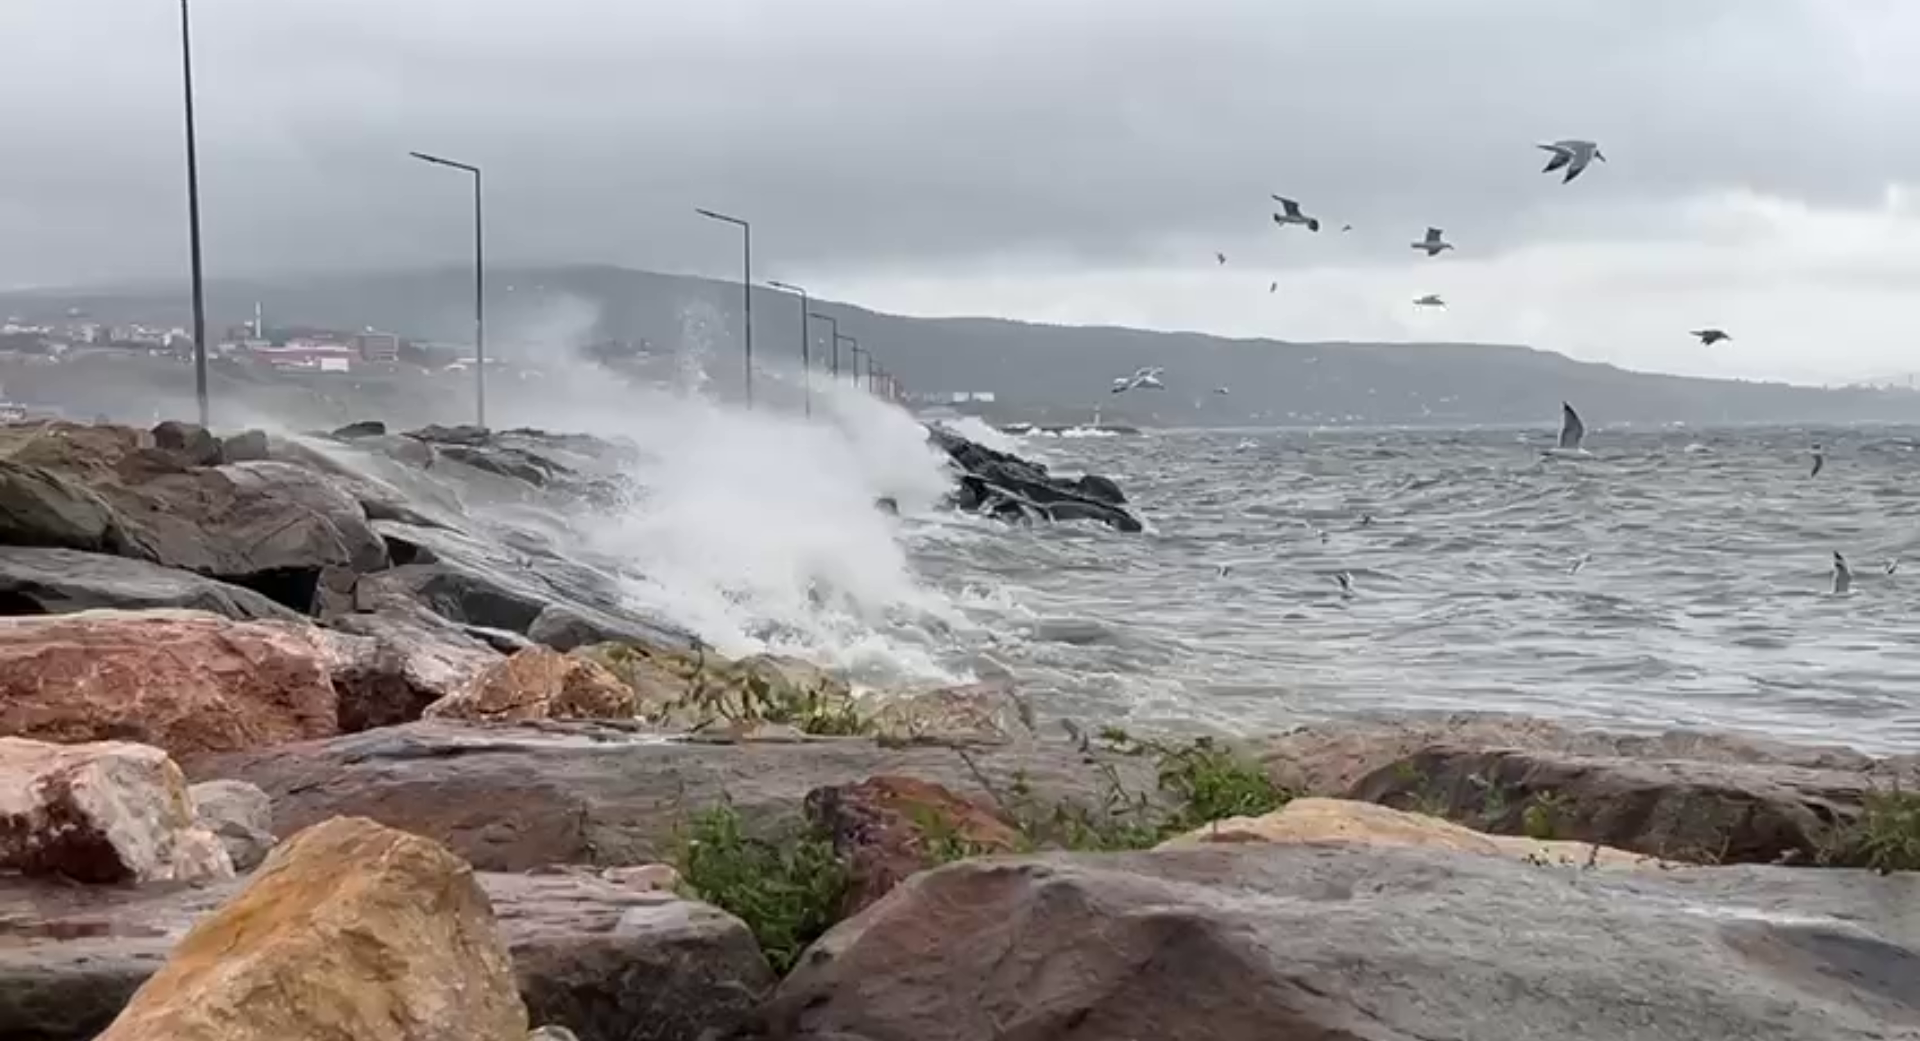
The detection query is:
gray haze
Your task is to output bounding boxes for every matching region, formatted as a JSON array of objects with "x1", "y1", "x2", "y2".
[{"x1": 2, "y1": 1, "x2": 1917, "y2": 381}]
